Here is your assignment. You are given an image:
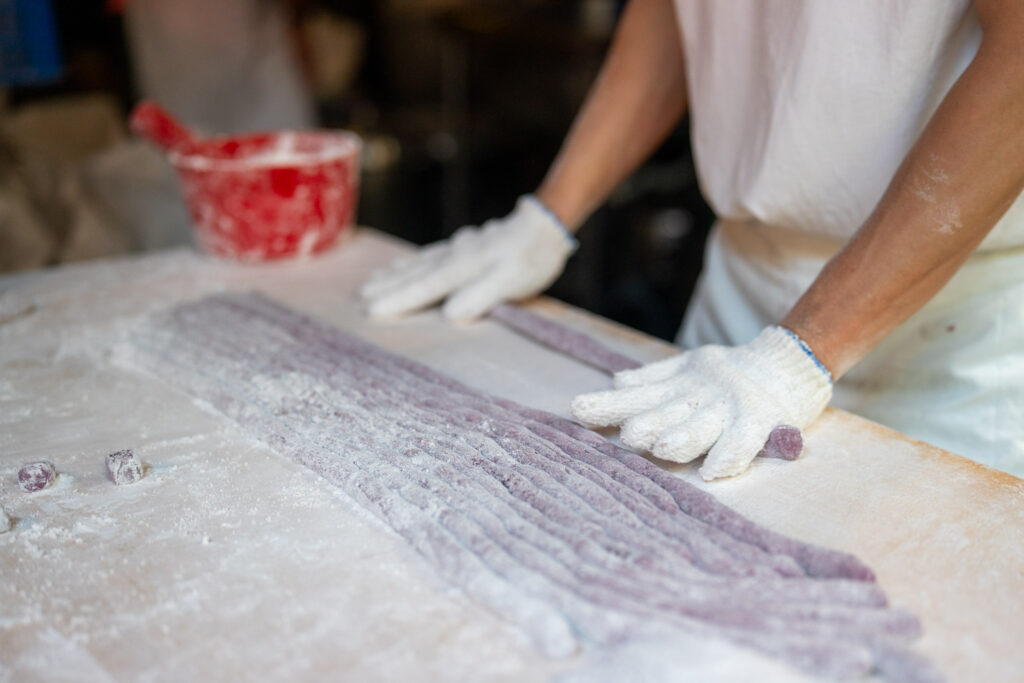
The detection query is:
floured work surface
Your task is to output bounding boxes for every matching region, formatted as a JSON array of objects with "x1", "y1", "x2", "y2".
[
  {"x1": 125, "y1": 292, "x2": 934, "y2": 680},
  {"x1": 1, "y1": 229, "x2": 1023, "y2": 682}
]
